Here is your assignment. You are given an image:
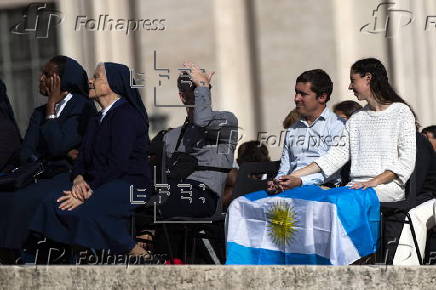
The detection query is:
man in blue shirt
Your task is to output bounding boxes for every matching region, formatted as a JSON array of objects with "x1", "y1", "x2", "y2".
[{"x1": 268, "y1": 69, "x2": 345, "y2": 193}]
